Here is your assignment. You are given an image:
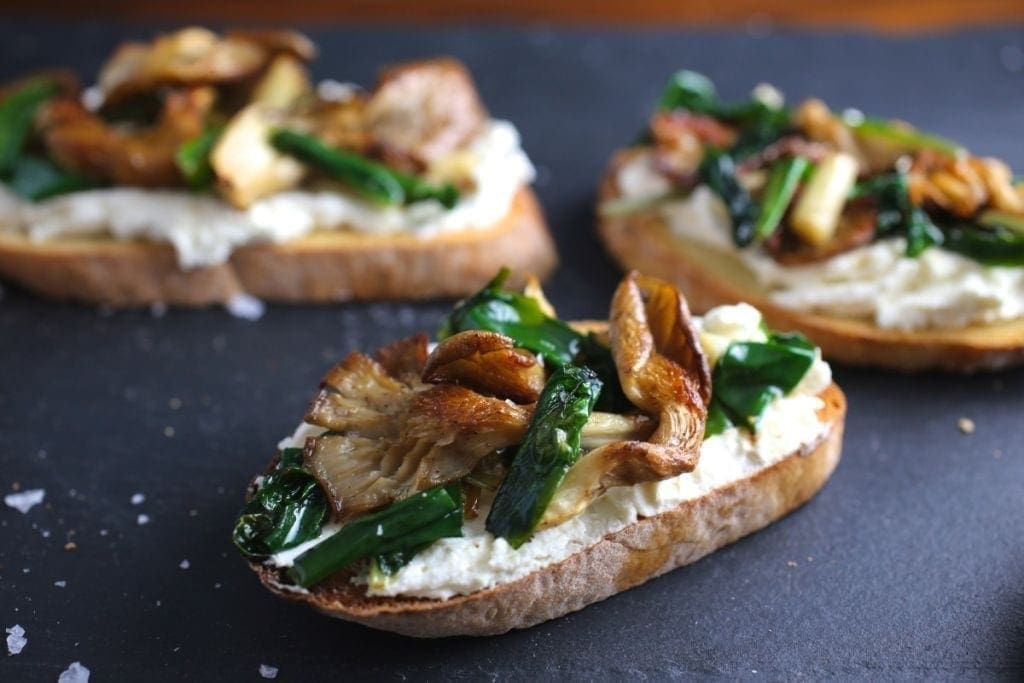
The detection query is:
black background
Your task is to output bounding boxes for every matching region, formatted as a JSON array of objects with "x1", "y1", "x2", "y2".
[{"x1": 1, "y1": 22, "x2": 1023, "y2": 680}]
